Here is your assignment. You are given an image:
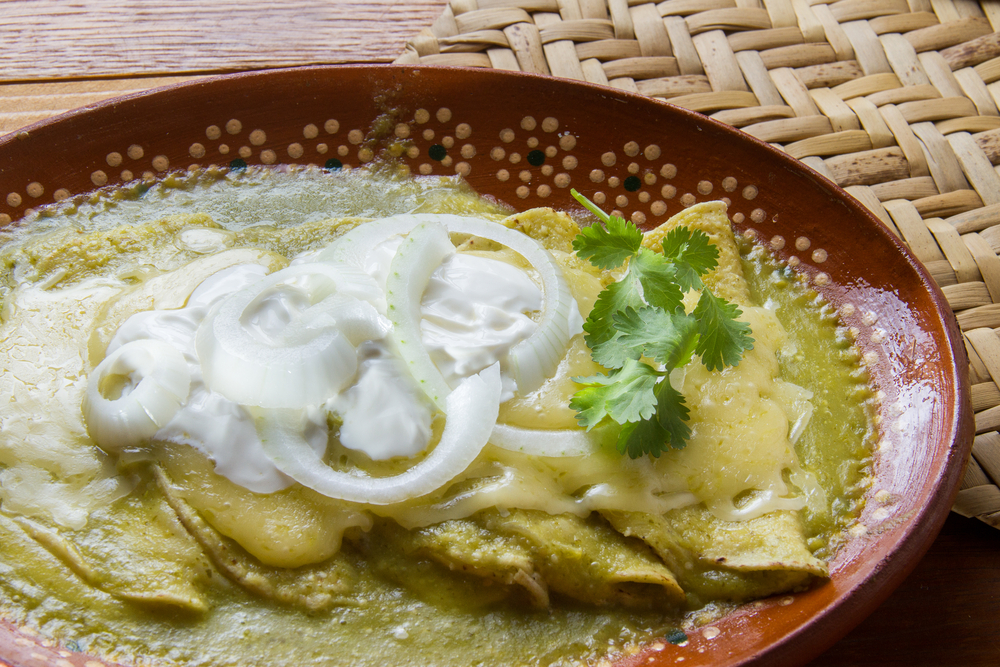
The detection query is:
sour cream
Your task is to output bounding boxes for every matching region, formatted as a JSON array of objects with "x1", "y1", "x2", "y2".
[
  {"x1": 326, "y1": 341, "x2": 433, "y2": 460},
  {"x1": 421, "y1": 252, "x2": 541, "y2": 395},
  {"x1": 92, "y1": 227, "x2": 576, "y2": 491},
  {"x1": 327, "y1": 248, "x2": 550, "y2": 459},
  {"x1": 105, "y1": 264, "x2": 313, "y2": 494}
]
